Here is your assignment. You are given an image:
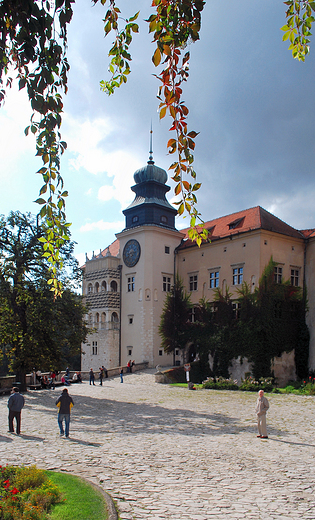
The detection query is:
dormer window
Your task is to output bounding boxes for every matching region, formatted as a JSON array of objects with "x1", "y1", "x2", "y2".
[
  {"x1": 160, "y1": 215, "x2": 168, "y2": 224},
  {"x1": 132, "y1": 215, "x2": 139, "y2": 223},
  {"x1": 228, "y1": 217, "x2": 244, "y2": 230}
]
